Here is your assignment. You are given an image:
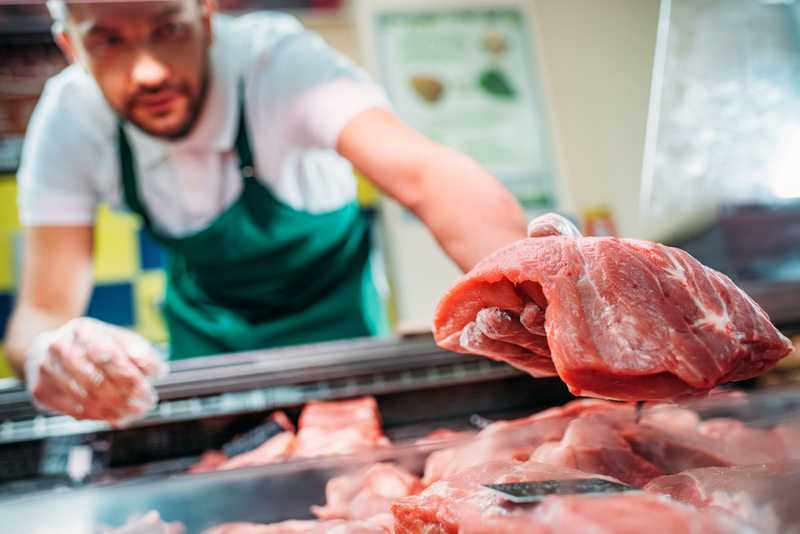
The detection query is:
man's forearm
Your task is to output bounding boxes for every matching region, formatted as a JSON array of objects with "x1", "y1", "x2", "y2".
[{"x1": 412, "y1": 150, "x2": 527, "y2": 271}]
